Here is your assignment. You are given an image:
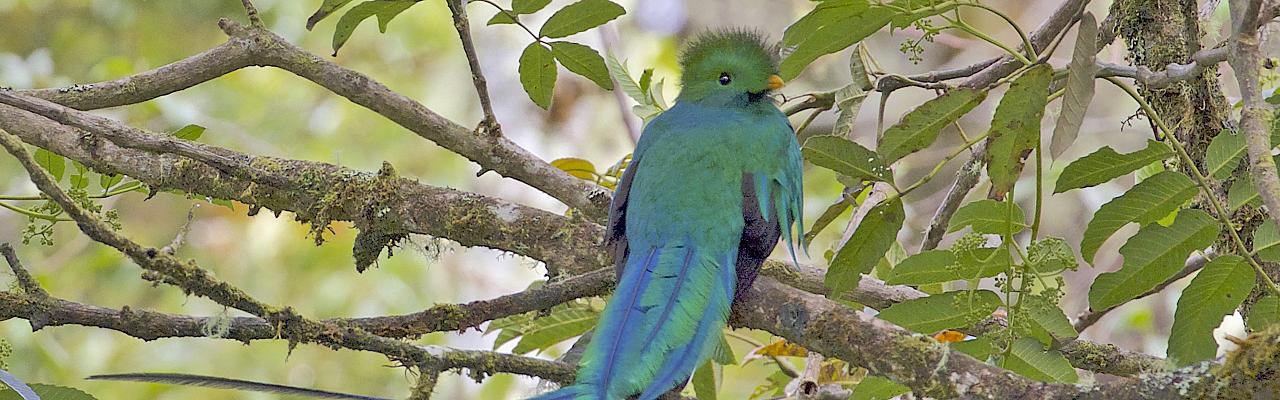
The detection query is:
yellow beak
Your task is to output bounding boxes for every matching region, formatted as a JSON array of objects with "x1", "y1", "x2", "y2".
[{"x1": 767, "y1": 75, "x2": 785, "y2": 91}]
